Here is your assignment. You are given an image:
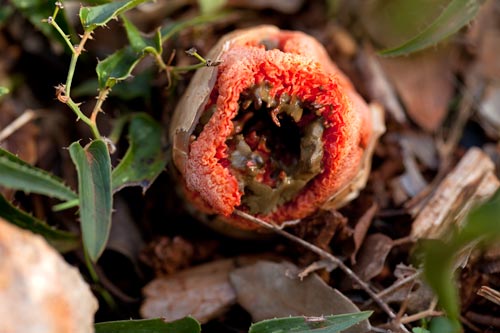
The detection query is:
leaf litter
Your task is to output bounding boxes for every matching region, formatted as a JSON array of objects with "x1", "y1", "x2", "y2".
[{"x1": 0, "y1": 1, "x2": 500, "y2": 333}]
